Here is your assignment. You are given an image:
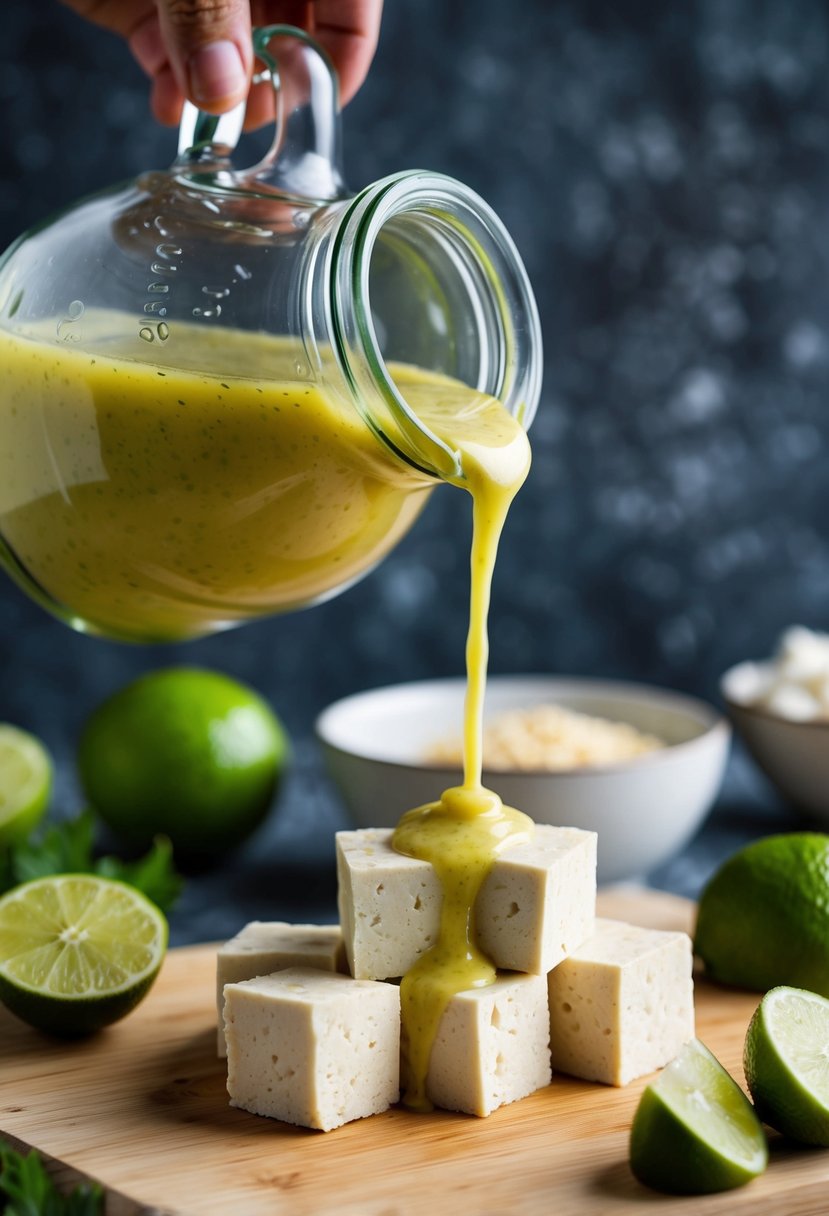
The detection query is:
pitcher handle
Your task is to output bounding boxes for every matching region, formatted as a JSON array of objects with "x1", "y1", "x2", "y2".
[{"x1": 175, "y1": 25, "x2": 346, "y2": 201}]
